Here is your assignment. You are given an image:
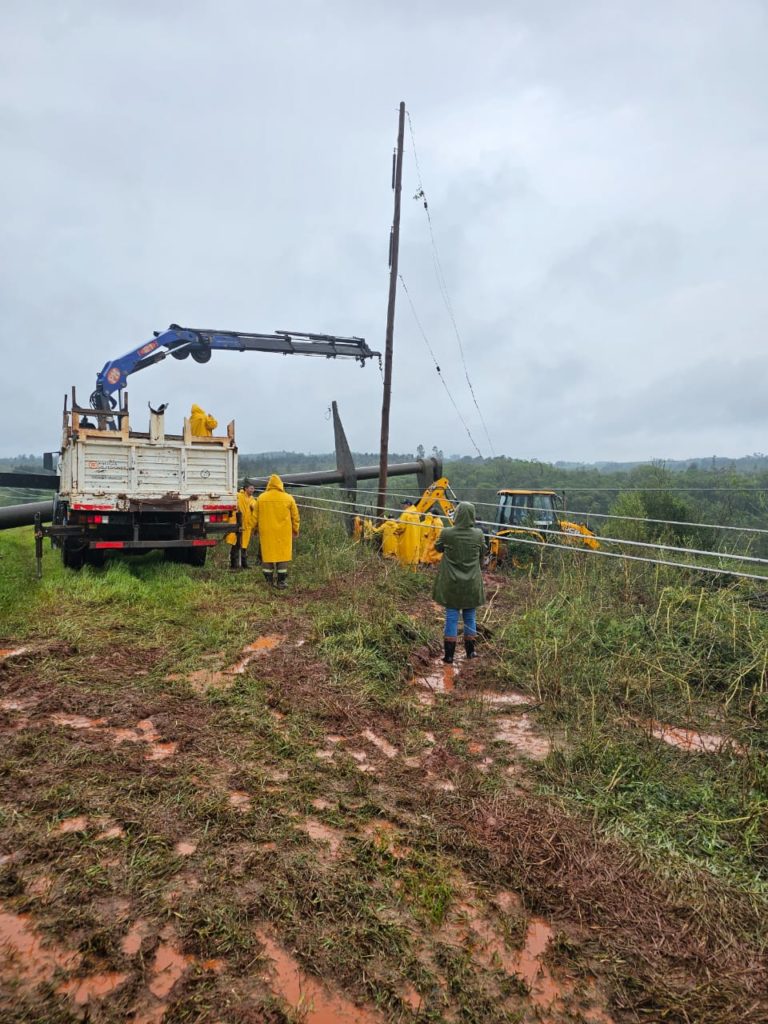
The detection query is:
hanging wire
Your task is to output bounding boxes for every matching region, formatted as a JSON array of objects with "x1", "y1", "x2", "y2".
[
  {"x1": 291, "y1": 495, "x2": 768, "y2": 583},
  {"x1": 398, "y1": 274, "x2": 483, "y2": 459},
  {"x1": 460, "y1": 483, "x2": 768, "y2": 493},
  {"x1": 406, "y1": 109, "x2": 496, "y2": 457},
  {"x1": 368, "y1": 481, "x2": 768, "y2": 537},
  {"x1": 292, "y1": 489, "x2": 768, "y2": 568}
]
